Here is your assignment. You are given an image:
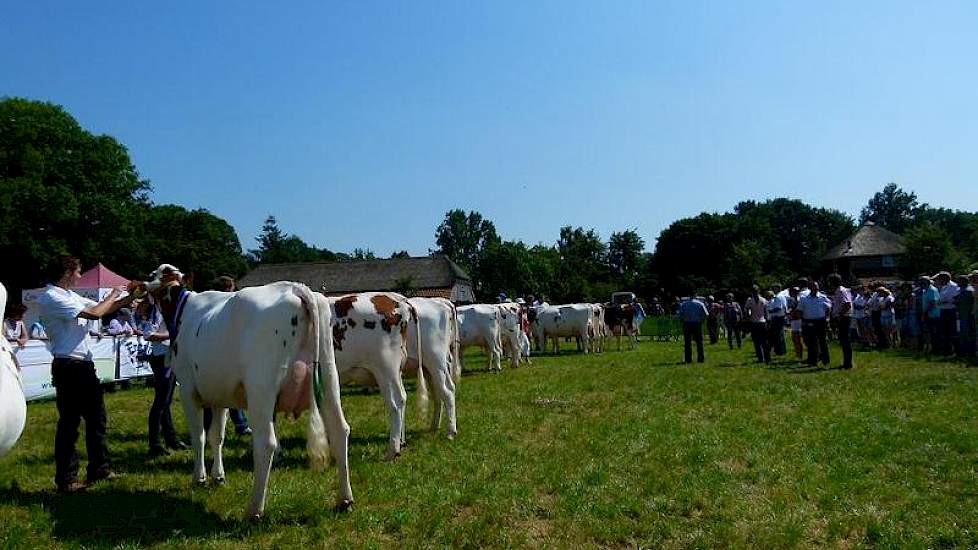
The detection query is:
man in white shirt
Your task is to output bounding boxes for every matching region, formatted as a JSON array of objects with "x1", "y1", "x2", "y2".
[
  {"x1": 798, "y1": 280, "x2": 832, "y2": 367},
  {"x1": 744, "y1": 286, "x2": 770, "y2": 363},
  {"x1": 766, "y1": 286, "x2": 788, "y2": 356},
  {"x1": 38, "y1": 255, "x2": 136, "y2": 492},
  {"x1": 935, "y1": 271, "x2": 959, "y2": 355}
]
